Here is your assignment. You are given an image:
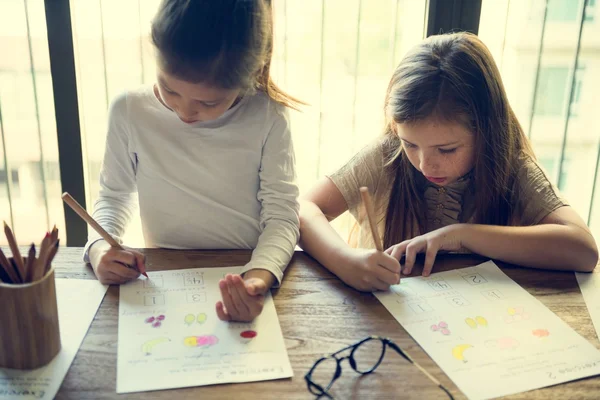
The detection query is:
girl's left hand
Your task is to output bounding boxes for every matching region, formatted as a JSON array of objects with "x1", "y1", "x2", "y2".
[
  {"x1": 385, "y1": 224, "x2": 466, "y2": 277},
  {"x1": 216, "y1": 274, "x2": 267, "y2": 322}
]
